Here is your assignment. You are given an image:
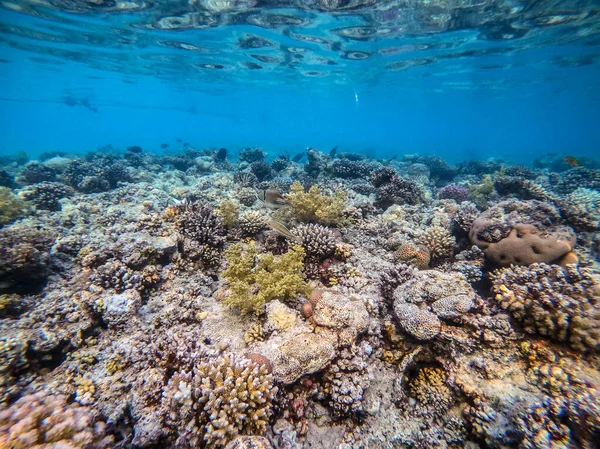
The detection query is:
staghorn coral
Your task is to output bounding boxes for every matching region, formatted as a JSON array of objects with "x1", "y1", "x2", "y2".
[
  {"x1": 20, "y1": 181, "x2": 70, "y2": 211},
  {"x1": 239, "y1": 210, "x2": 267, "y2": 236},
  {"x1": 491, "y1": 263, "x2": 600, "y2": 352},
  {"x1": 0, "y1": 187, "x2": 26, "y2": 226},
  {"x1": 163, "y1": 354, "x2": 277, "y2": 448},
  {"x1": 288, "y1": 181, "x2": 346, "y2": 226},
  {"x1": 416, "y1": 225, "x2": 455, "y2": 261},
  {"x1": 470, "y1": 200, "x2": 576, "y2": 266},
  {"x1": 222, "y1": 243, "x2": 309, "y2": 314},
  {"x1": 219, "y1": 199, "x2": 240, "y2": 228},
  {"x1": 293, "y1": 223, "x2": 336, "y2": 259},
  {"x1": 393, "y1": 241, "x2": 430, "y2": 269},
  {"x1": 0, "y1": 390, "x2": 113, "y2": 448}
]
